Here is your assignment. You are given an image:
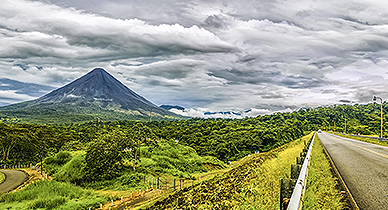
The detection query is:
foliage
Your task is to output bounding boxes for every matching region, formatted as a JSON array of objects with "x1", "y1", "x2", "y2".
[
  {"x1": 0, "y1": 180, "x2": 108, "y2": 210},
  {"x1": 44, "y1": 151, "x2": 72, "y2": 175},
  {"x1": 85, "y1": 131, "x2": 125, "y2": 181},
  {"x1": 0, "y1": 123, "x2": 75, "y2": 166},
  {"x1": 126, "y1": 123, "x2": 159, "y2": 171},
  {"x1": 44, "y1": 136, "x2": 224, "y2": 191},
  {"x1": 303, "y1": 136, "x2": 345, "y2": 209},
  {"x1": 60, "y1": 141, "x2": 86, "y2": 151},
  {"x1": 55, "y1": 152, "x2": 86, "y2": 184},
  {"x1": 148, "y1": 116, "x2": 304, "y2": 162},
  {"x1": 1, "y1": 102, "x2": 387, "y2": 186},
  {"x1": 141, "y1": 139, "x2": 222, "y2": 178},
  {"x1": 0, "y1": 101, "x2": 180, "y2": 124}
]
